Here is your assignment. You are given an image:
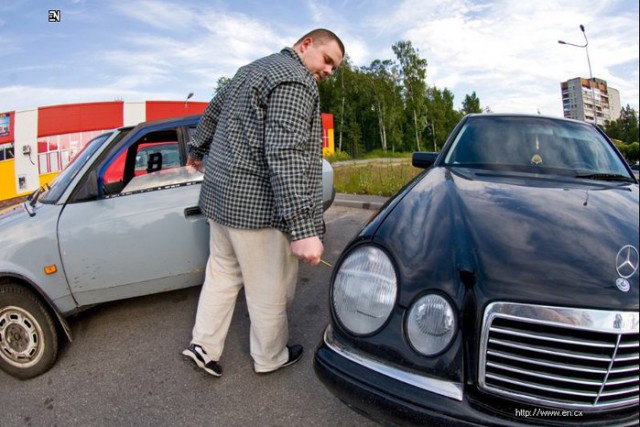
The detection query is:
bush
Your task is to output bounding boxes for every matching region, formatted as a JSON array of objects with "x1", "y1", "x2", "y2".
[
  {"x1": 325, "y1": 150, "x2": 351, "y2": 163},
  {"x1": 614, "y1": 141, "x2": 639, "y2": 164}
]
